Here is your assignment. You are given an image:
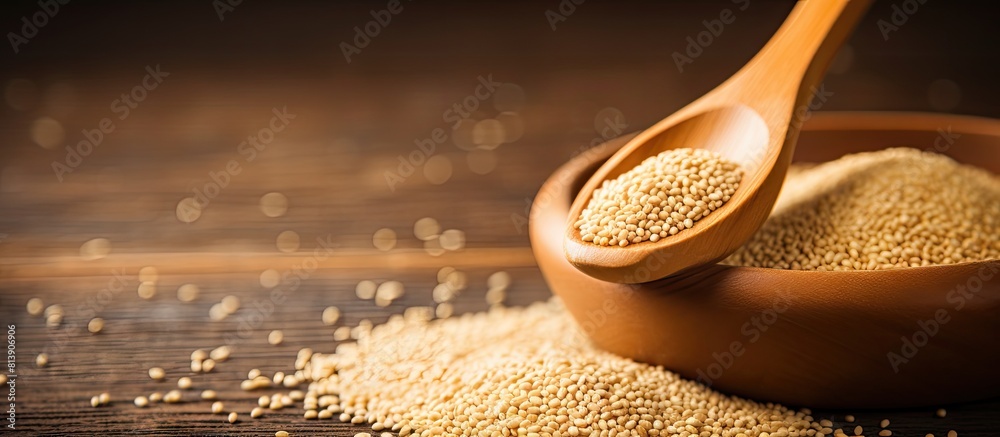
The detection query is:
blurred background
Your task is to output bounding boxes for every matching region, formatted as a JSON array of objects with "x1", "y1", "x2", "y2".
[{"x1": 1, "y1": 0, "x2": 998, "y2": 434}]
